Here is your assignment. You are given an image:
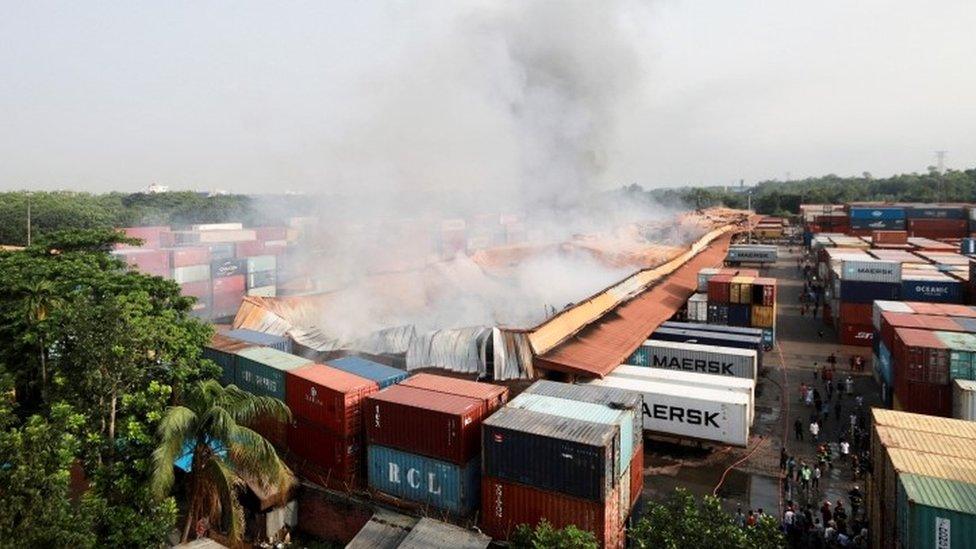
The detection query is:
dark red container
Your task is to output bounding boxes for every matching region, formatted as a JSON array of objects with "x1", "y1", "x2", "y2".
[
  {"x1": 235, "y1": 240, "x2": 266, "y2": 258},
  {"x1": 872, "y1": 230, "x2": 908, "y2": 244},
  {"x1": 254, "y1": 226, "x2": 289, "y2": 241},
  {"x1": 180, "y1": 280, "x2": 211, "y2": 300},
  {"x1": 629, "y1": 442, "x2": 643, "y2": 511},
  {"x1": 891, "y1": 328, "x2": 950, "y2": 385},
  {"x1": 117, "y1": 250, "x2": 171, "y2": 276},
  {"x1": 117, "y1": 226, "x2": 170, "y2": 249},
  {"x1": 879, "y1": 312, "x2": 963, "y2": 351},
  {"x1": 212, "y1": 274, "x2": 245, "y2": 294},
  {"x1": 751, "y1": 277, "x2": 777, "y2": 306},
  {"x1": 839, "y1": 302, "x2": 873, "y2": 326},
  {"x1": 707, "y1": 275, "x2": 733, "y2": 304},
  {"x1": 168, "y1": 246, "x2": 211, "y2": 267},
  {"x1": 399, "y1": 373, "x2": 509, "y2": 413},
  {"x1": 365, "y1": 385, "x2": 486, "y2": 465},
  {"x1": 287, "y1": 418, "x2": 362, "y2": 488},
  {"x1": 840, "y1": 322, "x2": 873, "y2": 346},
  {"x1": 908, "y1": 218, "x2": 968, "y2": 239},
  {"x1": 481, "y1": 476, "x2": 623, "y2": 549},
  {"x1": 251, "y1": 414, "x2": 287, "y2": 448},
  {"x1": 286, "y1": 364, "x2": 379, "y2": 435}
]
